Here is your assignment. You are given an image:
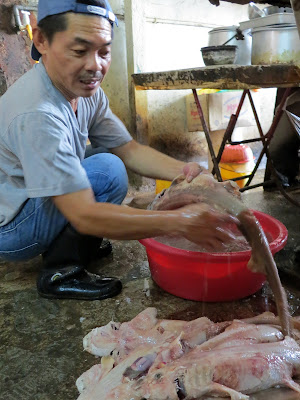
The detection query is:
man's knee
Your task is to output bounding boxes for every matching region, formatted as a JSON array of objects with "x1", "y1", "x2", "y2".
[
  {"x1": 82, "y1": 153, "x2": 128, "y2": 204},
  {"x1": 106, "y1": 154, "x2": 128, "y2": 201}
]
